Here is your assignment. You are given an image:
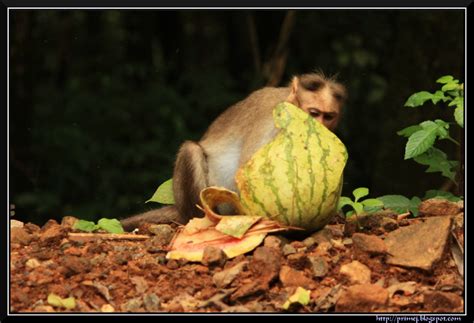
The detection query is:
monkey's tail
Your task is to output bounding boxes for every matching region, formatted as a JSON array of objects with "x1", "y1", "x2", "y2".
[{"x1": 120, "y1": 206, "x2": 185, "y2": 231}]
